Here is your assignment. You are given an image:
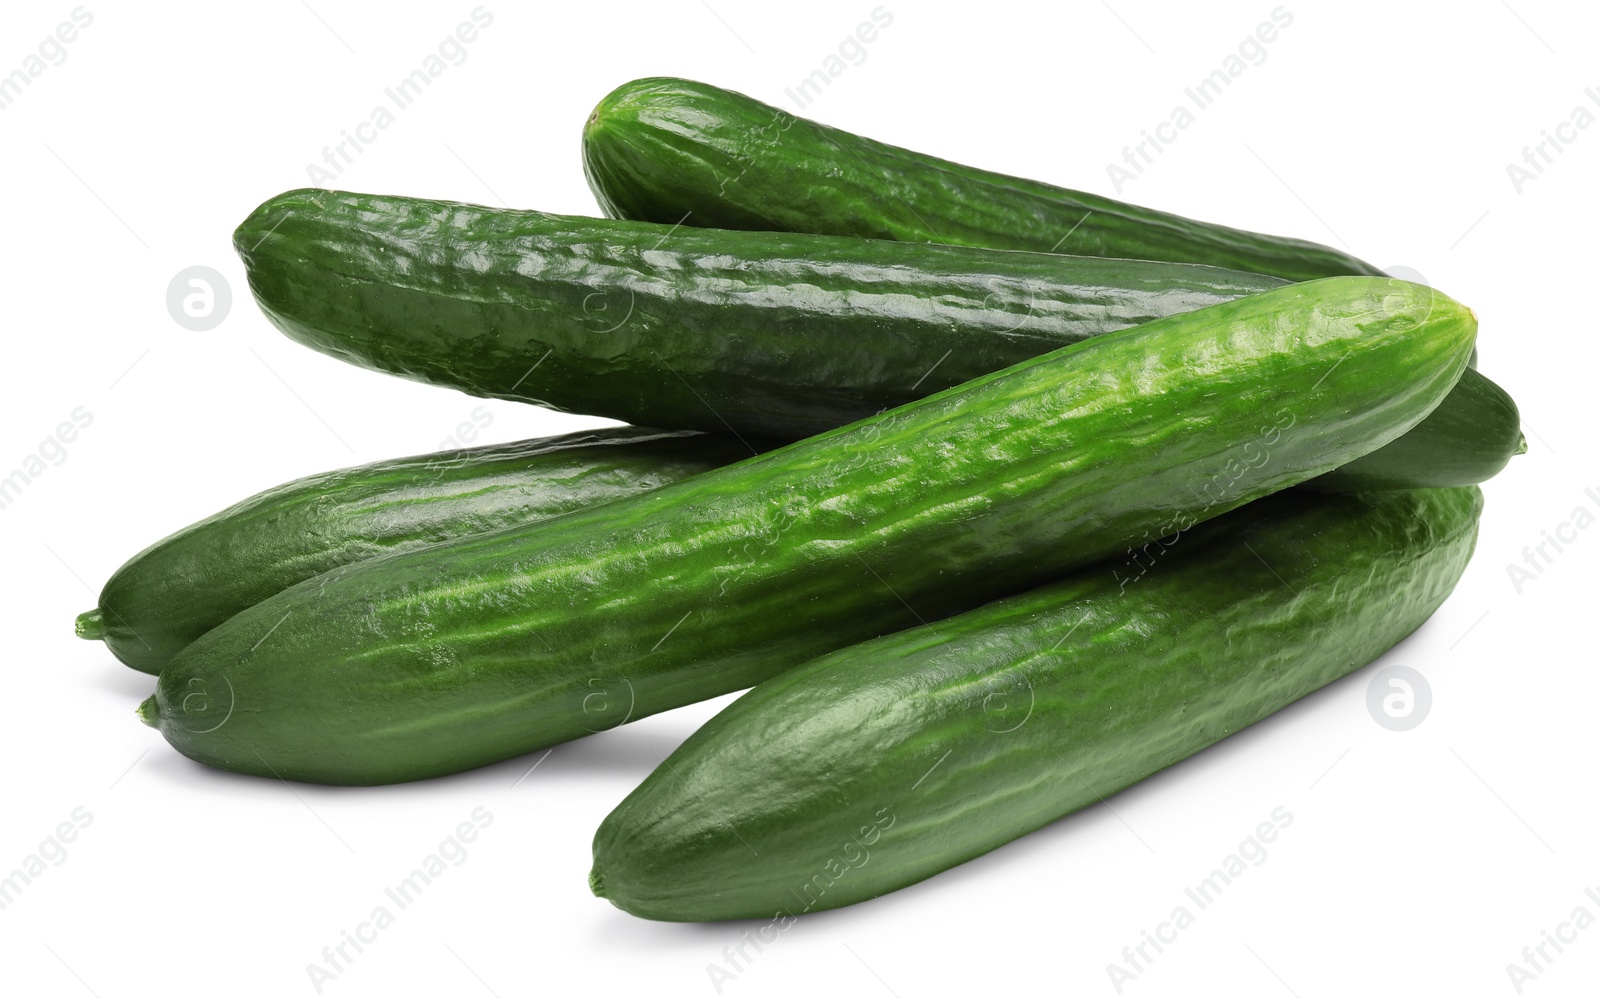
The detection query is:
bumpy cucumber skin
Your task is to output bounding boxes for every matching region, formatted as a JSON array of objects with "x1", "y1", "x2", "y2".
[
  {"x1": 235, "y1": 191, "x2": 1517, "y2": 490},
  {"x1": 89, "y1": 428, "x2": 750, "y2": 674},
  {"x1": 147, "y1": 277, "x2": 1474, "y2": 785},
  {"x1": 582, "y1": 77, "x2": 1385, "y2": 283},
  {"x1": 591, "y1": 486, "x2": 1483, "y2": 920},
  {"x1": 582, "y1": 79, "x2": 1523, "y2": 488},
  {"x1": 234, "y1": 189, "x2": 1285, "y2": 441},
  {"x1": 1304, "y1": 366, "x2": 1523, "y2": 491}
]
